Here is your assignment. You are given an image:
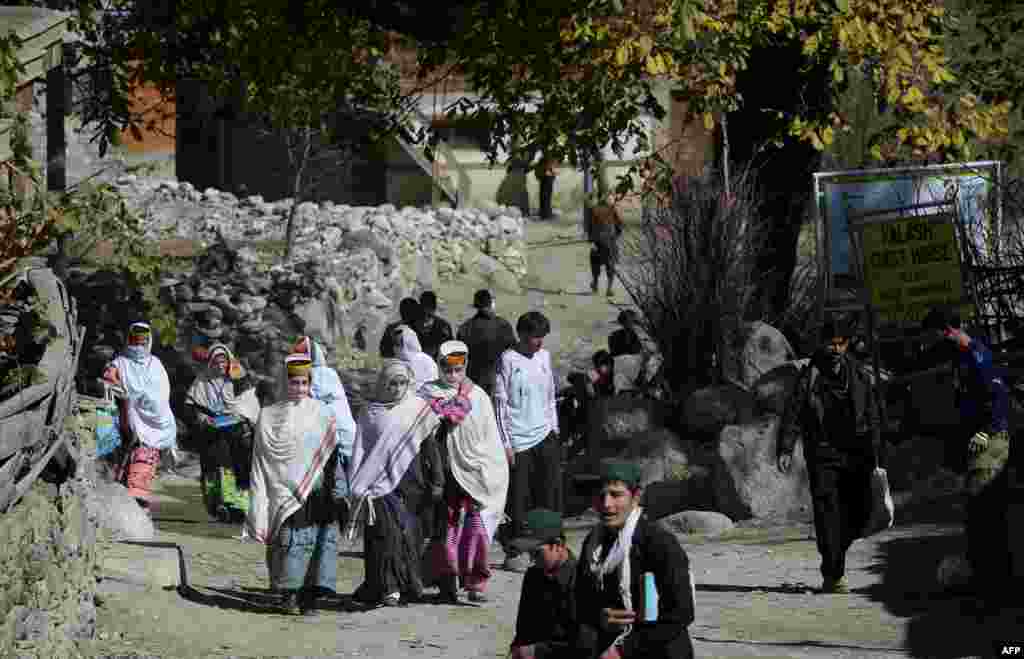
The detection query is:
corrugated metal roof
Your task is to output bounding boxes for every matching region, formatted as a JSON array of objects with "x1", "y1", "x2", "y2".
[
  {"x1": 0, "y1": 7, "x2": 69, "y2": 84},
  {"x1": 0, "y1": 8, "x2": 69, "y2": 161}
]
